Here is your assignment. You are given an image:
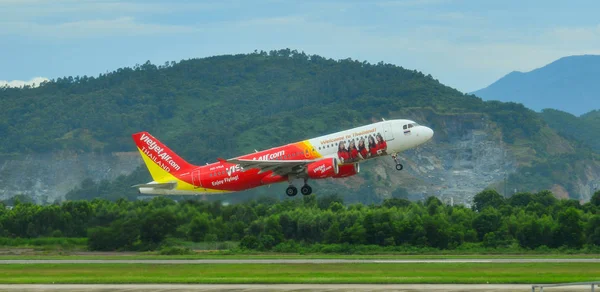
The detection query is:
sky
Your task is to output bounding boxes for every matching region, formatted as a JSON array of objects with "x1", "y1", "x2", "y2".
[{"x1": 1, "y1": 0, "x2": 600, "y2": 92}]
